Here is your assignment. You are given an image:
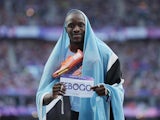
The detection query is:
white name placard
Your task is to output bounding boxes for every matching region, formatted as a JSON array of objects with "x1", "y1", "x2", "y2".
[{"x1": 60, "y1": 75, "x2": 94, "y2": 98}]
